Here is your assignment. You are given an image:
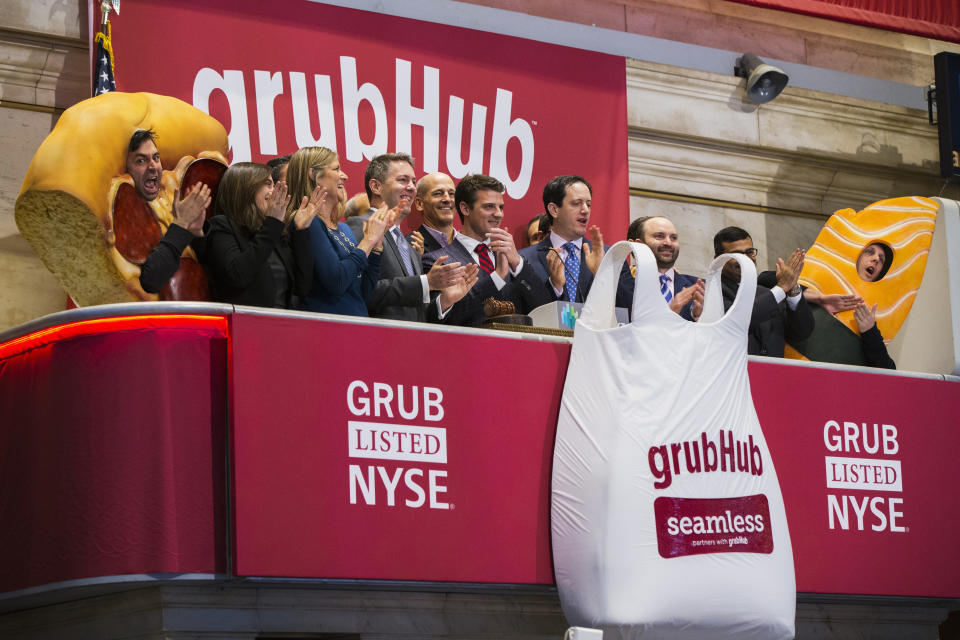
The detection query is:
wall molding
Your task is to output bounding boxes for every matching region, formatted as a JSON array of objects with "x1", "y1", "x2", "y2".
[
  {"x1": 625, "y1": 59, "x2": 952, "y2": 217},
  {"x1": 0, "y1": 29, "x2": 87, "y2": 109}
]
